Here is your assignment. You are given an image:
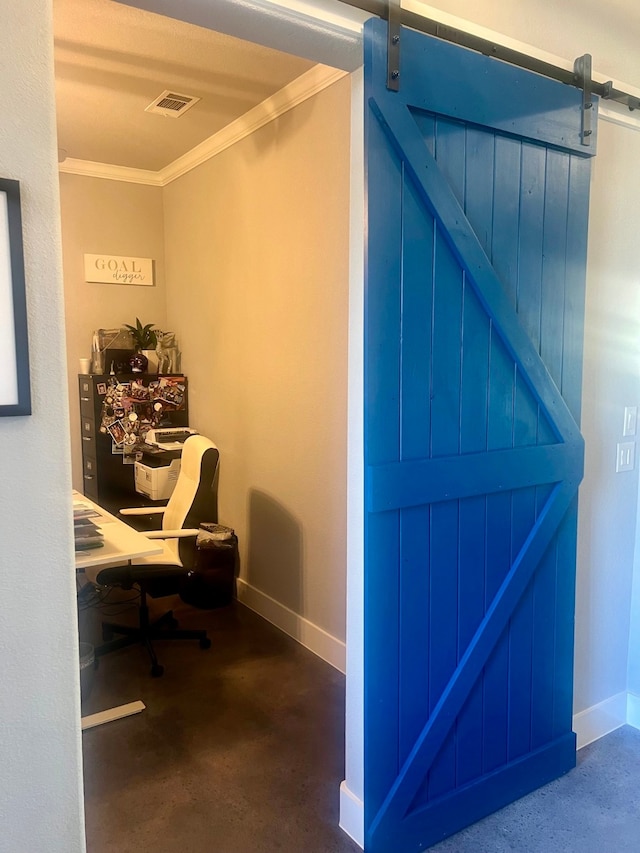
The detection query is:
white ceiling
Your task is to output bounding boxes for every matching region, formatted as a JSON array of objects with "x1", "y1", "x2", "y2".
[{"x1": 53, "y1": 0, "x2": 316, "y2": 171}]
